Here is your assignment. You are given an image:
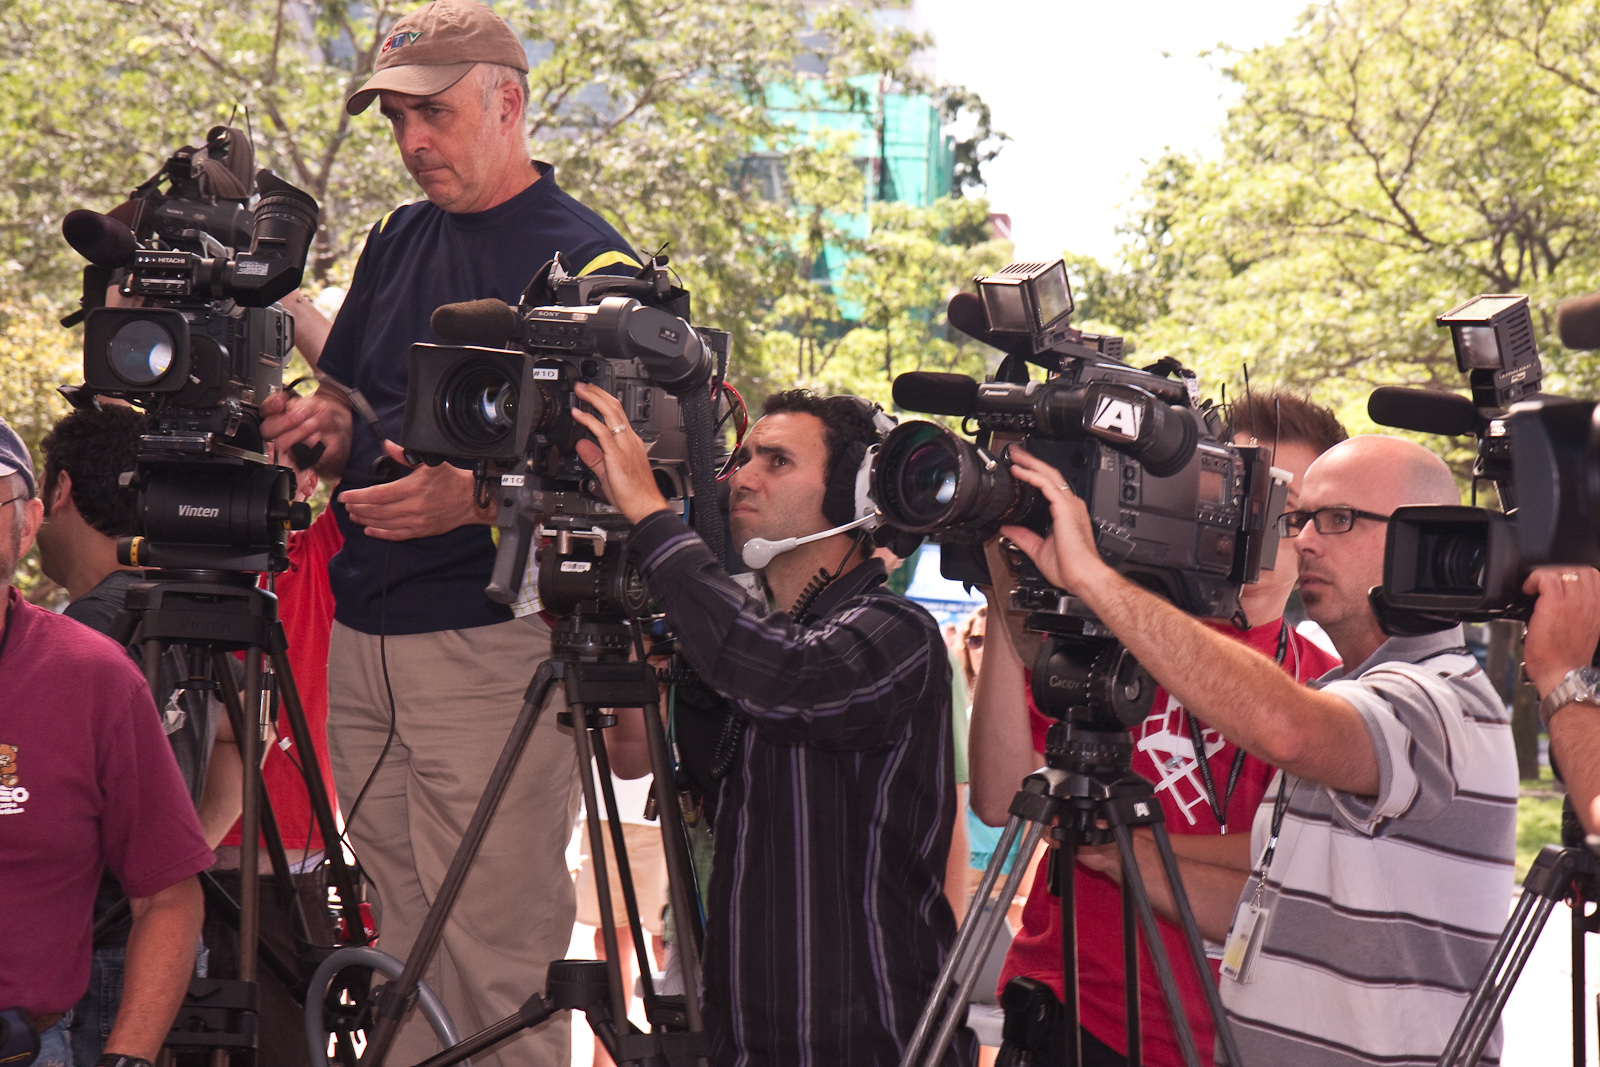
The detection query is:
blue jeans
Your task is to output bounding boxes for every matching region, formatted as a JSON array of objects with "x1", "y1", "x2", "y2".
[
  {"x1": 66, "y1": 943, "x2": 124, "y2": 1067},
  {"x1": 66, "y1": 940, "x2": 207, "y2": 1067},
  {"x1": 35, "y1": 1016, "x2": 72, "y2": 1067}
]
